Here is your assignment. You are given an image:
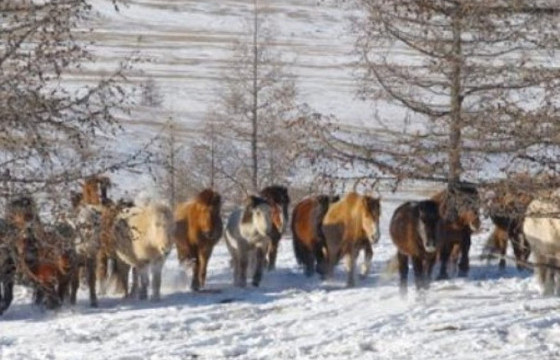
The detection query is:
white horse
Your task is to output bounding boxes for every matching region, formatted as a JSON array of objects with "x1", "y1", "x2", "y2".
[
  {"x1": 523, "y1": 193, "x2": 560, "y2": 295},
  {"x1": 225, "y1": 196, "x2": 275, "y2": 287},
  {"x1": 112, "y1": 201, "x2": 174, "y2": 300}
]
